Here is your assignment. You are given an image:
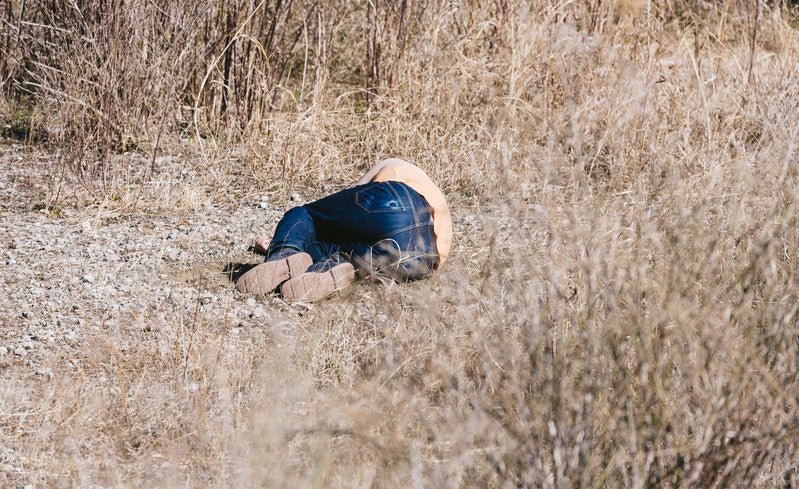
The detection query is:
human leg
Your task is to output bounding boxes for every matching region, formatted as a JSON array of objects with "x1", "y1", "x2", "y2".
[
  {"x1": 237, "y1": 200, "x2": 363, "y2": 296},
  {"x1": 280, "y1": 182, "x2": 438, "y2": 301},
  {"x1": 264, "y1": 207, "x2": 351, "y2": 265},
  {"x1": 264, "y1": 206, "x2": 317, "y2": 257},
  {"x1": 238, "y1": 201, "x2": 358, "y2": 296},
  {"x1": 239, "y1": 181, "x2": 439, "y2": 299},
  {"x1": 236, "y1": 206, "x2": 316, "y2": 295},
  {"x1": 273, "y1": 181, "x2": 412, "y2": 300}
]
